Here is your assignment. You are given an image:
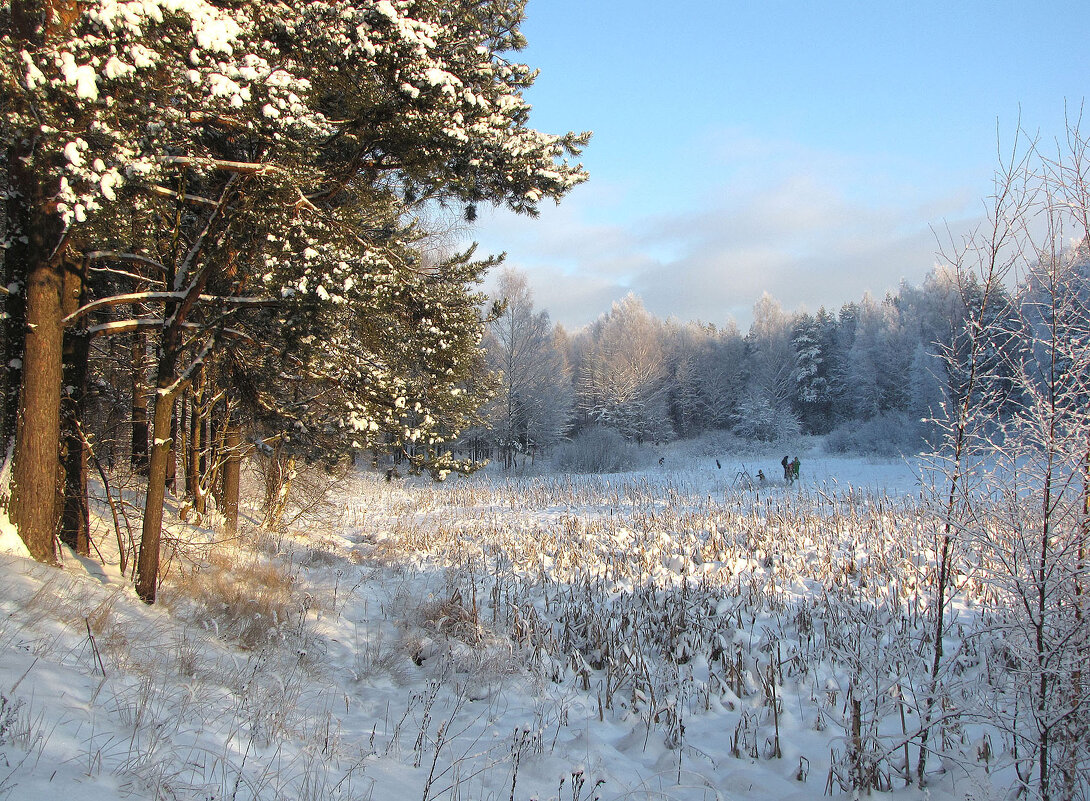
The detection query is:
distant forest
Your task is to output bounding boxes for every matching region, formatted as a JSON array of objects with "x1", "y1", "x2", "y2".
[{"x1": 466, "y1": 250, "x2": 1089, "y2": 464}]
